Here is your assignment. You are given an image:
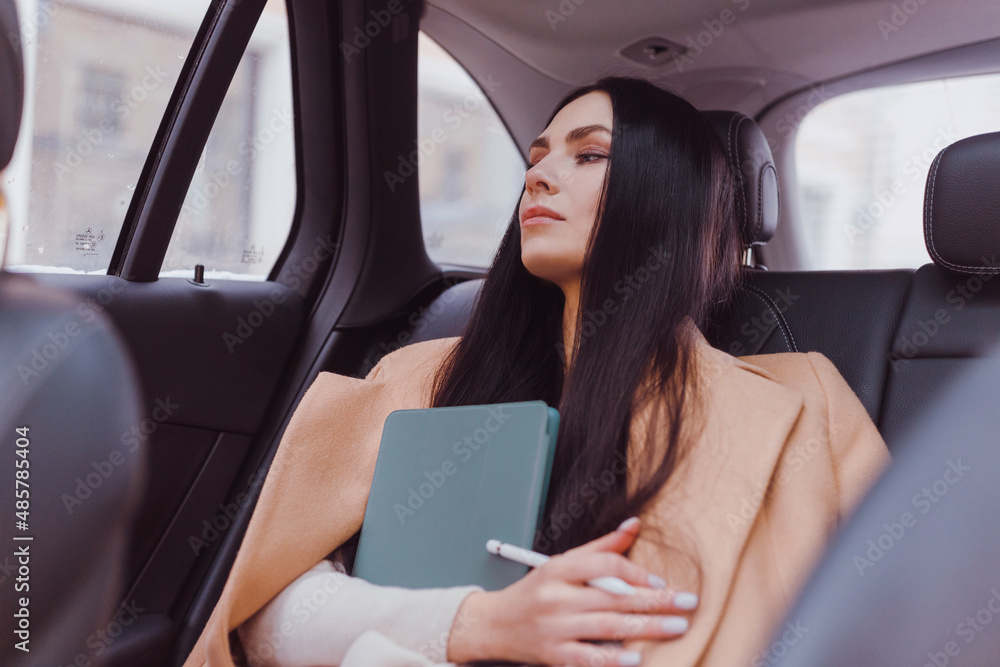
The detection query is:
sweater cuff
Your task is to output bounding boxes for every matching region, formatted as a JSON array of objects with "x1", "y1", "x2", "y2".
[{"x1": 404, "y1": 581, "x2": 482, "y2": 662}]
